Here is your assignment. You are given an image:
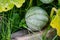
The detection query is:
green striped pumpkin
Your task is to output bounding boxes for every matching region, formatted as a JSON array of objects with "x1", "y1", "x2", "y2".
[
  {"x1": 25, "y1": 7, "x2": 48, "y2": 31},
  {"x1": 40, "y1": 0, "x2": 54, "y2": 4}
]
